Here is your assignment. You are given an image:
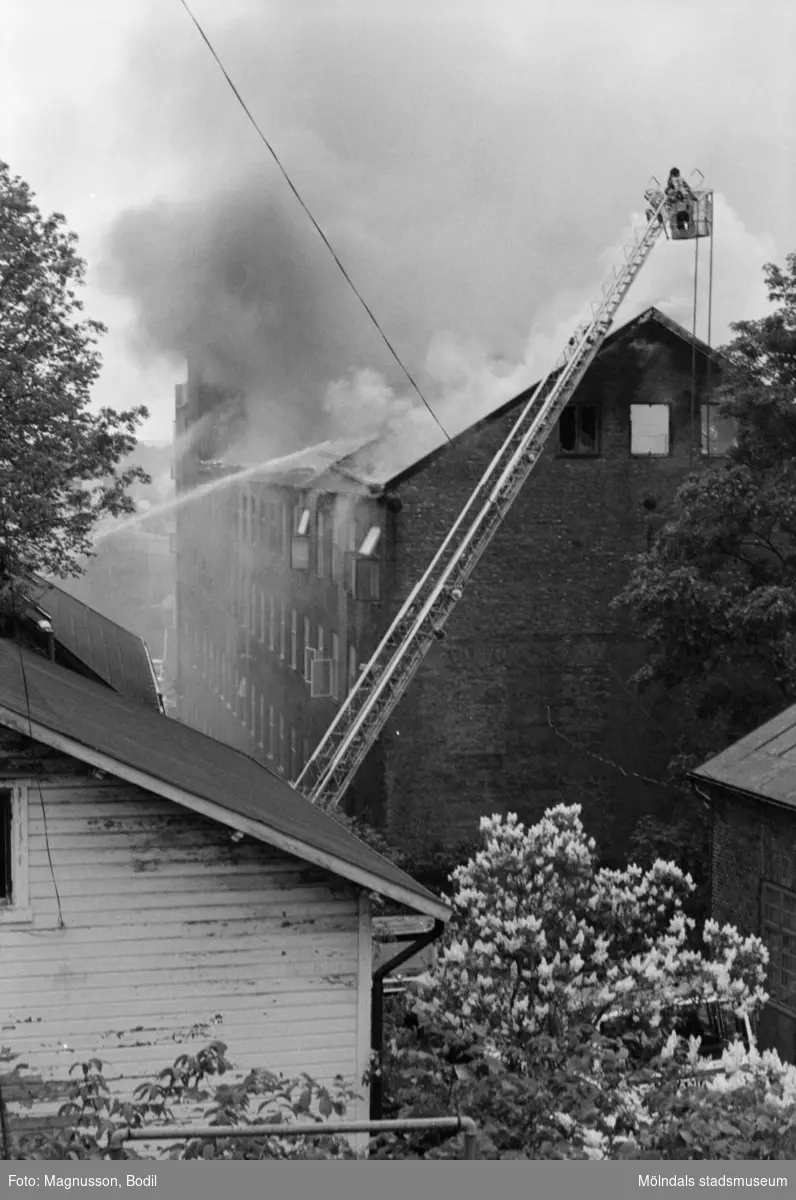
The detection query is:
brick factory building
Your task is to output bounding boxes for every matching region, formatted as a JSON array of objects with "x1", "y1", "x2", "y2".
[{"x1": 173, "y1": 307, "x2": 733, "y2": 859}]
